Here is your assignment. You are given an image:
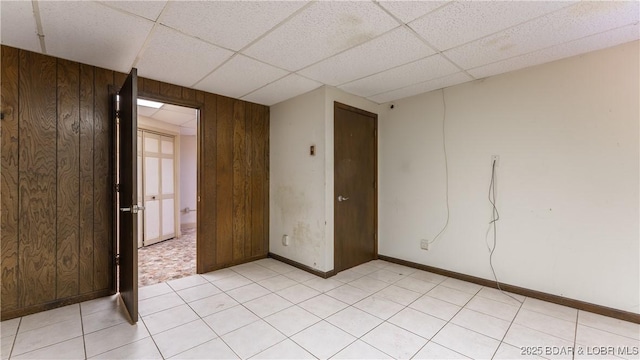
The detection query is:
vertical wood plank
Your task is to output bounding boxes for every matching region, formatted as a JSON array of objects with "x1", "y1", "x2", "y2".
[
  {"x1": 93, "y1": 68, "x2": 113, "y2": 291},
  {"x1": 56, "y1": 59, "x2": 80, "y2": 298},
  {"x1": 114, "y1": 72, "x2": 127, "y2": 90},
  {"x1": 198, "y1": 93, "x2": 217, "y2": 272},
  {"x1": 216, "y1": 96, "x2": 234, "y2": 265},
  {"x1": 243, "y1": 104, "x2": 254, "y2": 258},
  {"x1": 78, "y1": 64, "x2": 94, "y2": 294},
  {"x1": 232, "y1": 100, "x2": 246, "y2": 261},
  {"x1": 251, "y1": 105, "x2": 266, "y2": 257},
  {"x1": 182, "y1": 87, "x2": 195, "y2": 102},
  {"x1": 137, "y1": 77, "x2": 145, "y2": 94},
  {"x1": 195, "y1": 91, "x2": 205, "y2": 104},
  {"x1": 263, "y1": 107, "x2": 270, "y2": 254},
  {"x1": 143, "y1": 79, "x2": 160, "y2": 96},
  {"x1": 160, "y1": 82, "x2": 182, "y2": 100},
  {"x1": 1, "y1": 46, "x2": 20, "y2": 310},
  {"x1": 18, "y1": 51, "x2": 57, "y2": 307}
]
